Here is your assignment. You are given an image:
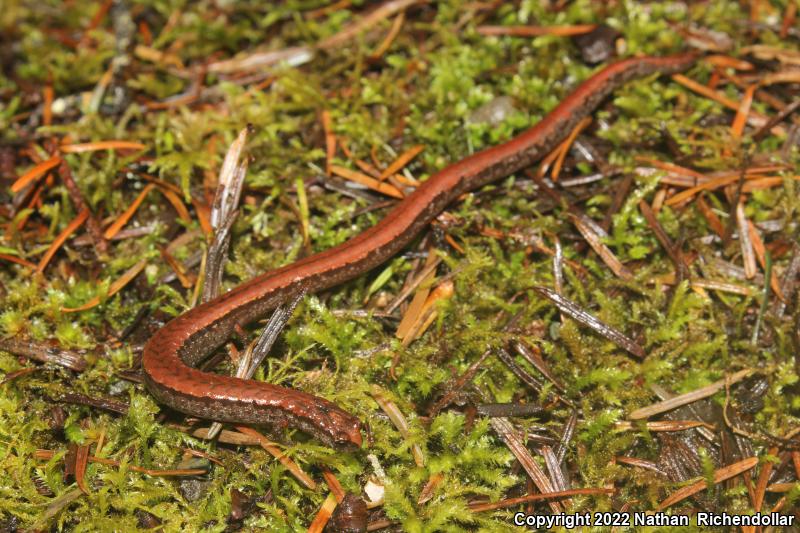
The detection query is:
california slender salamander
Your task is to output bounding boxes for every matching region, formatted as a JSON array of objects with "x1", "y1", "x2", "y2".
[{"x1": 142, "y1": 53, "x2": 697, "y2": 448}]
